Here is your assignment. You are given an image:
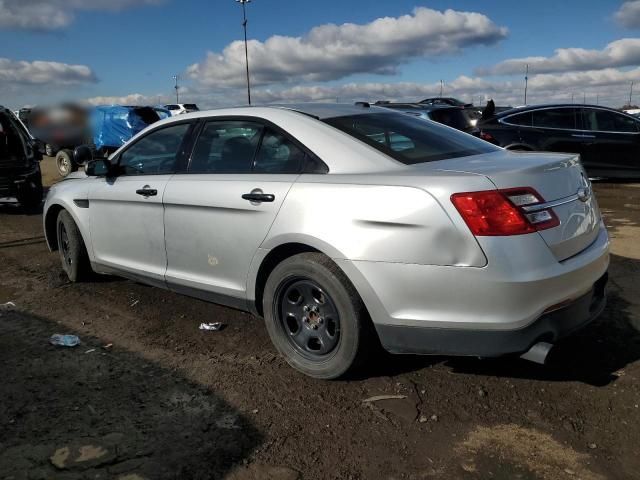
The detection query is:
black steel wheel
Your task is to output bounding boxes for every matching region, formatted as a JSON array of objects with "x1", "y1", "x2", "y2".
[
  {"x1": 263, "y1": 252, "x2": 375, "y2": 379},
  {"x1": 276, "y1": 278, "x2": 341, "y2": 358}
]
